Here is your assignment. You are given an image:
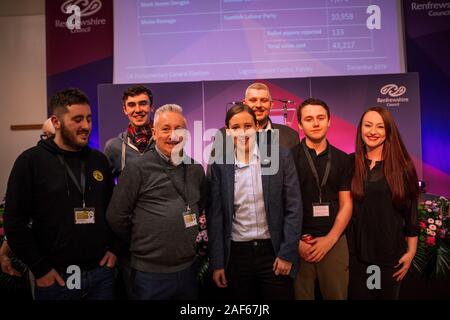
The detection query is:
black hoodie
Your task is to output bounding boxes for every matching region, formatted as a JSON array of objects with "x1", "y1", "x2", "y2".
[{"x1": 4, "y1": 138, "x2": 115, "y2": 278}]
